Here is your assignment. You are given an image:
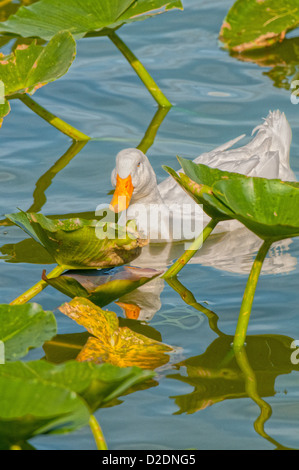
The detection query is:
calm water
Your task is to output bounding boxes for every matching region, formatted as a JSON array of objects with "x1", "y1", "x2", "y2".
[{"x1": 1, "y1": 0, "x2": 299, "y2": 450}]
